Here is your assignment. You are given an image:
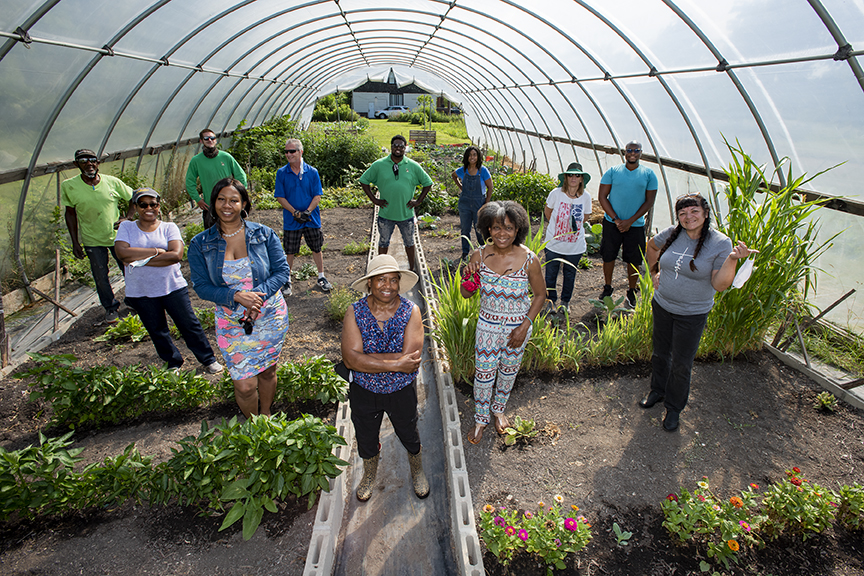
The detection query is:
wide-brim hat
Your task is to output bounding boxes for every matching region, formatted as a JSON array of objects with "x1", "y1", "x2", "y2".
[
  {"x1": 132, "y1": 187, "x2": 161, "y2": 204},
  {"x1": 350, "y1": 254, "x2": 418, "y2": 294},
  {"x1": 558, "y1": 162, "x2": 591, "y2": 186}
]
